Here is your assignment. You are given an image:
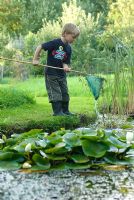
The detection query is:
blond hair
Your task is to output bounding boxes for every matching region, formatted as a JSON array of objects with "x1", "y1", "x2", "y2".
[{"x1": 62, "y1": 23, "x2": 80, "y2": 37}]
